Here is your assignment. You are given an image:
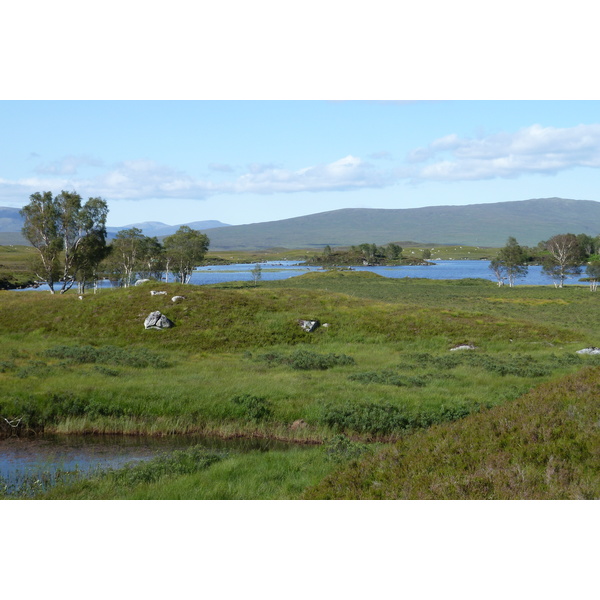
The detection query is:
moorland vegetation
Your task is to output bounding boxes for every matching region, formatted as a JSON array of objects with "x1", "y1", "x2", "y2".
[{"x1": 1, "y1": 191, "x2": 600, "y2": 499}]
